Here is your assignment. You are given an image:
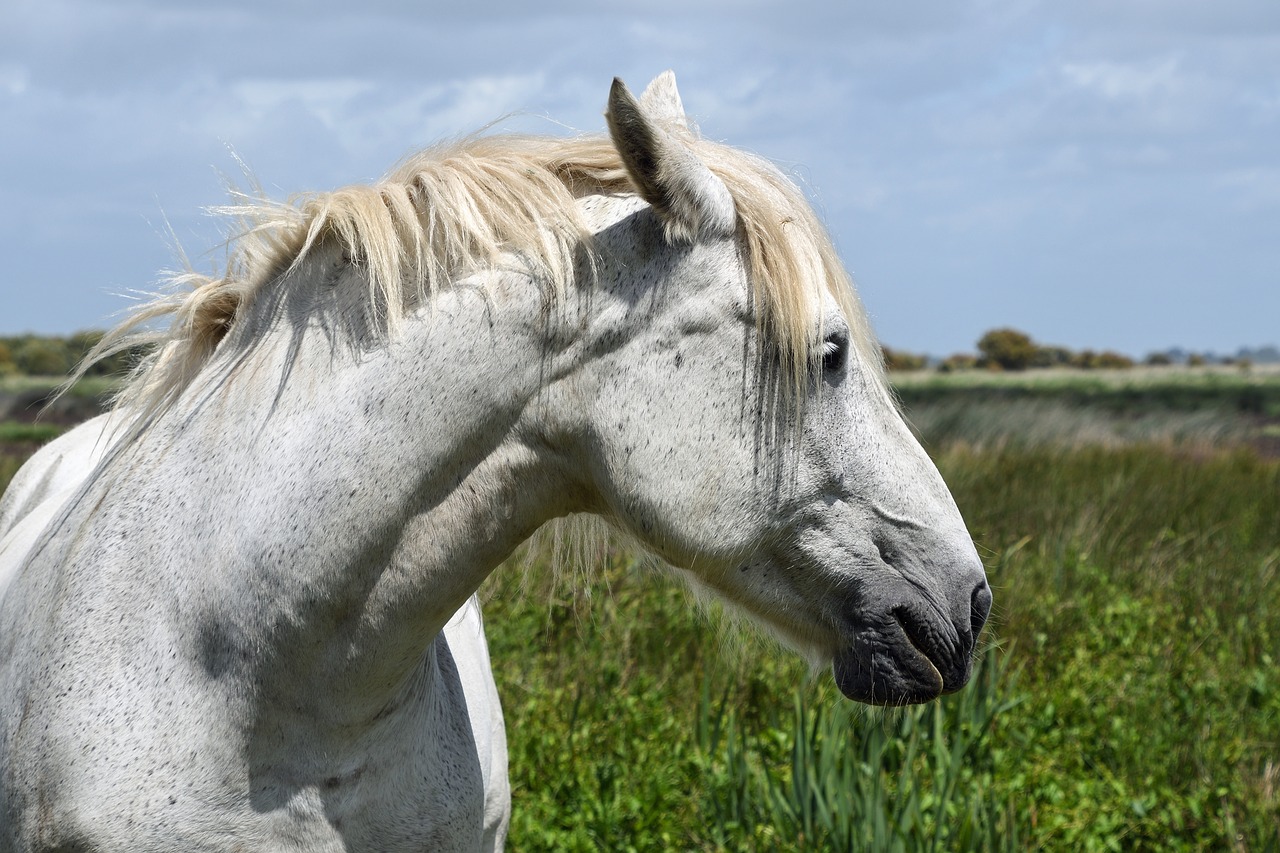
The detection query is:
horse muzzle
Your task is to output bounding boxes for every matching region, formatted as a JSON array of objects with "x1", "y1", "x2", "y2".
[{"x1": 832, "y1": 579, "x2": 991, "y2": 706}]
